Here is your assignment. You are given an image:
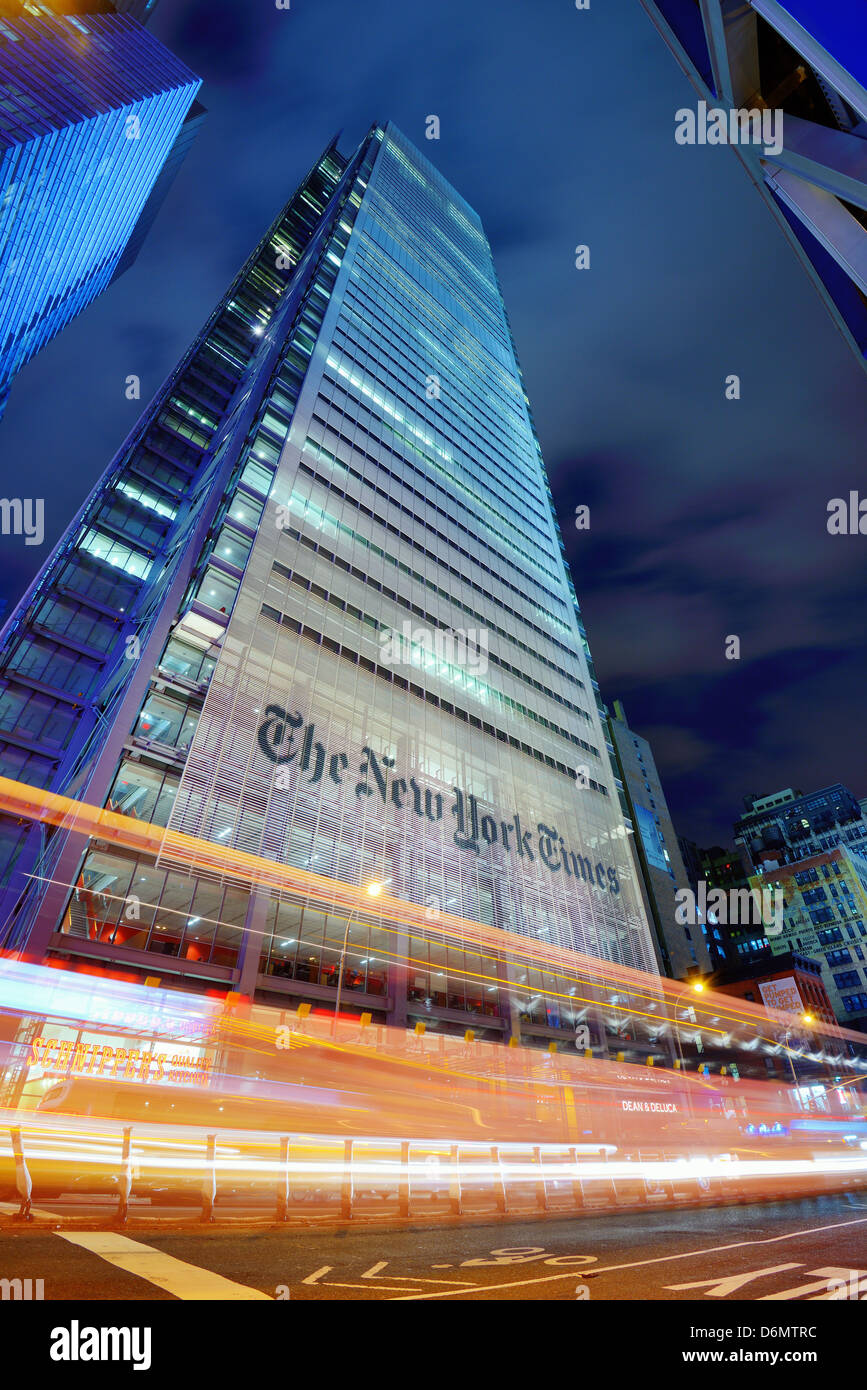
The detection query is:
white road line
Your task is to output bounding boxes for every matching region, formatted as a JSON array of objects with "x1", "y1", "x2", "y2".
[
  {"x1": 57, "y1": 1231, "x2": 273, "y2": 1301},
  {"x1": 391, "y1": 1214, "x2": 867, "y2": 1300},
  {"x1": 317, "y1": 1282, "x2": 425, "y2": 1292},
  {"x1": 361, "y1": 1260, "x2": 475, "y2": 1286},
  {"x1": 381, "y1": 1277, "x2": 479, "y2": 1285},
  {"x1": 303, "y1": 1263, "x2": 426, "y2": 1293},
  {"x1": 0, "y1": 1200, "x2": 62, "y2": 1220}
]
